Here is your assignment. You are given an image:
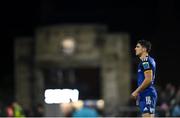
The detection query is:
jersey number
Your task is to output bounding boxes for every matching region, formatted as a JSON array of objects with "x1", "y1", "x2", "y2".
[{"x1": 145, "y1": 96, "x2": 151, "y2": 105}]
